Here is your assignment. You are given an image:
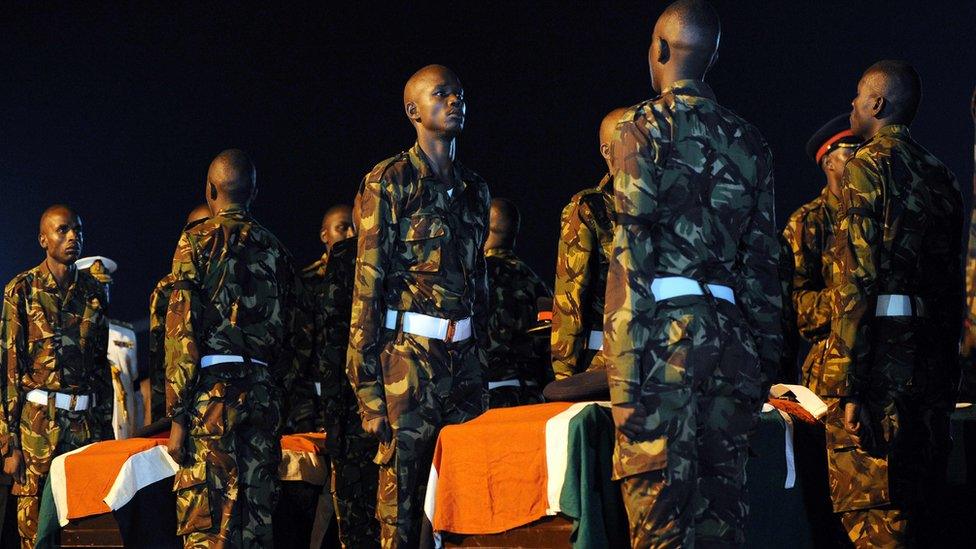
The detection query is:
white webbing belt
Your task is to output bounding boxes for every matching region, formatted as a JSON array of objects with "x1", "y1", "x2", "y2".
[
  {"x1": 200, "y1": 355, "x2": 268, "y2": 368},
  {"x1": 384, "y1": 310, "x2": 473, "y2": 343},
  {"x1": 488, "y1": 379, "x2": 520, "y2": 390},
  {"x1": 314, "y1": 382, "x2": 322, "y2": 396},
  {"x1": 26, "y1": 389, "x2": 93, "y2": 411},
  {"x1": 651, "y1": 276, "x2": 735, "y2": 304},
  {"x1": 586, "y1": 330, "x2": 604, "y2": 351},
  {"x1": 875, "y1": 294, "x2": 917, "y2": 317}
]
